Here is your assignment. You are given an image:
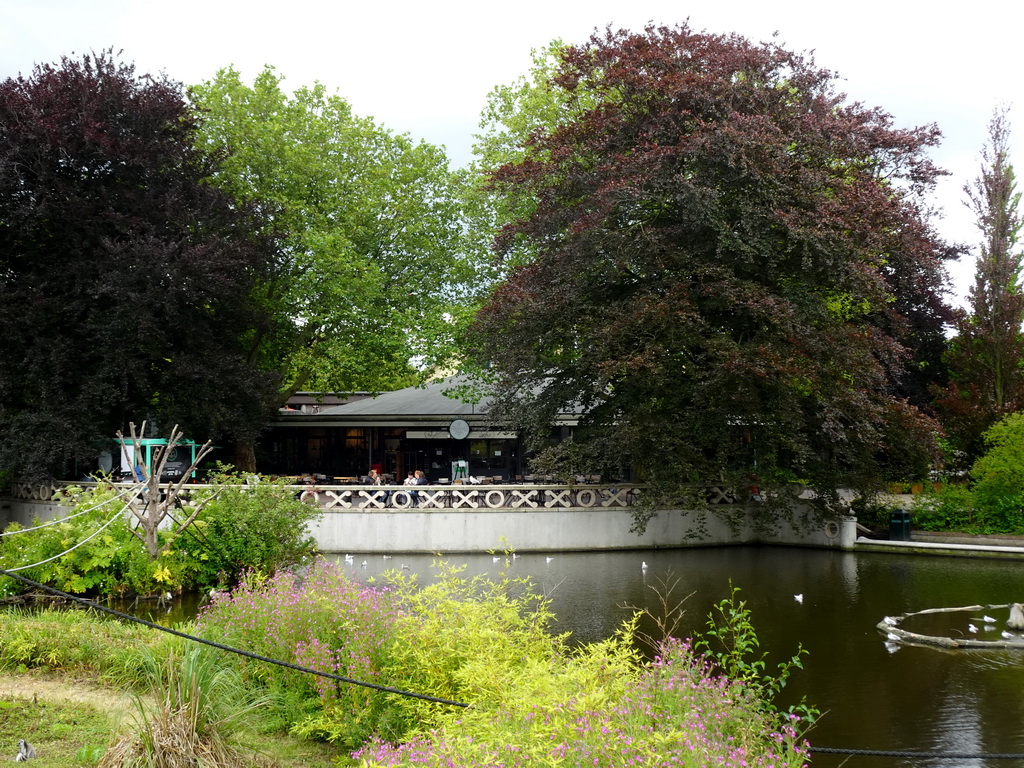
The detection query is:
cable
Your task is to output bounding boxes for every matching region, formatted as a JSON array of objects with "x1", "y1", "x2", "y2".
[
  {"x1": 0, "y1": 567, "x2": 470, "y2": 708},
  {"x1": 808, "y1": 746, "x2": 1024, "y2": 759},
  {"x1": 2, "y1": 509, "x2": 125, "y2": 571},
  {"x1": 0, "y1": 485, "x2": 138, "y2": 536}
]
